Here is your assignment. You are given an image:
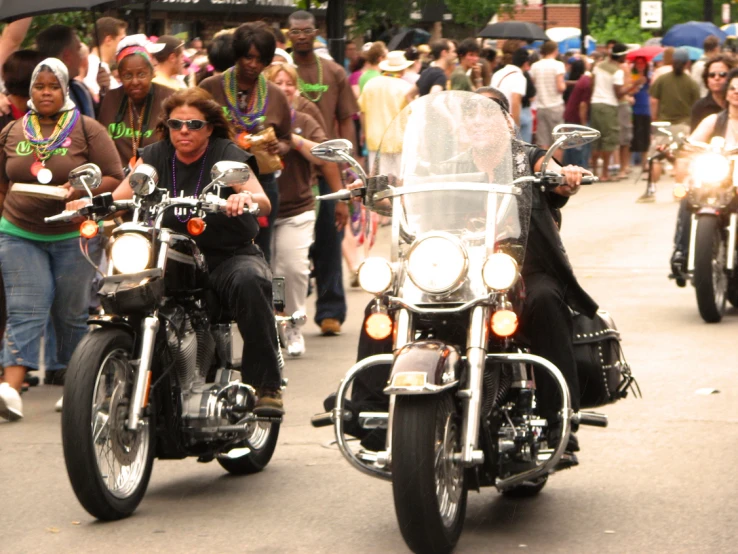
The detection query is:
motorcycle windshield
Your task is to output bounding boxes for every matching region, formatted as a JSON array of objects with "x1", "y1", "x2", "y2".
[{"x1": 375, "y1": 92, "x2": 532, "y2": 282}]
